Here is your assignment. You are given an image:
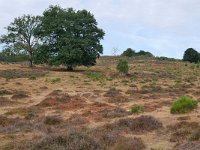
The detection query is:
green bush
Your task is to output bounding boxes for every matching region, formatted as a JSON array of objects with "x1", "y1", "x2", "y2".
[
  {"x1": 0, "y1": 51, "x2": 29, "y2": 62},
  {"x1": 171, "y1": 96, "x2": 198, "y2": 114},
  {"x1": 131, "y1": 105, "x2": 144, "y2": 113},
  {"x1": 84, "y1": 71, "x2": 105, "y2": 81},
  {"x1": 116, "y1": 59, "x2": 129, "y2": 74}
]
